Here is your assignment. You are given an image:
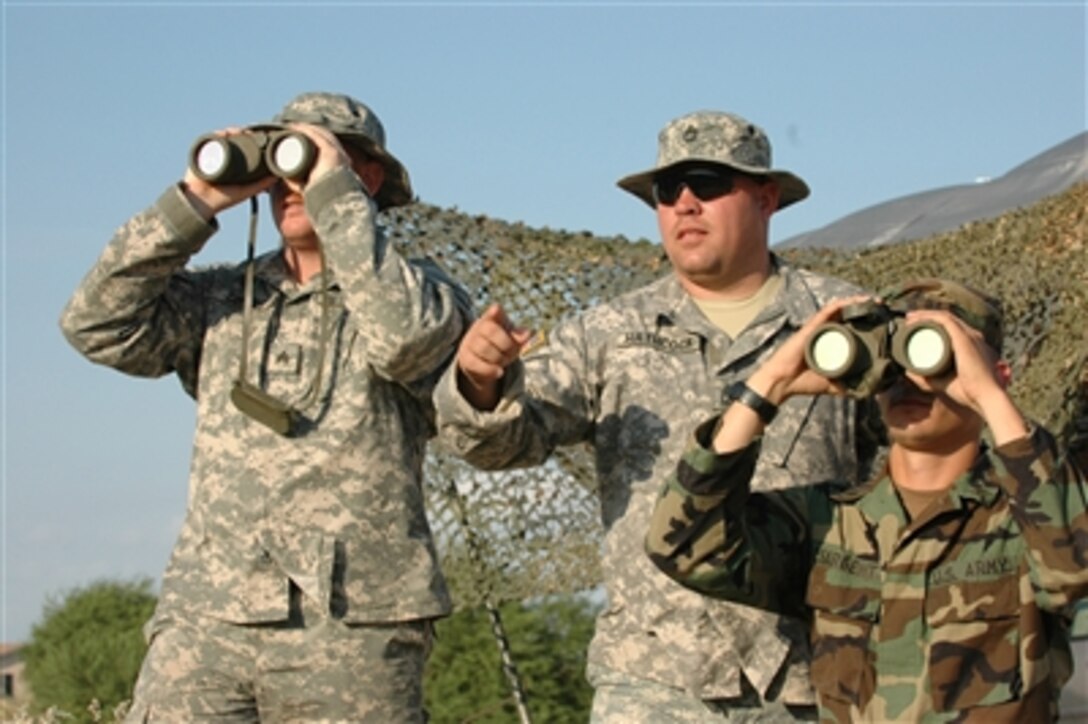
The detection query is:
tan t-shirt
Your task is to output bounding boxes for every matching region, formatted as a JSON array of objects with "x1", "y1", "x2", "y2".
[{"x1": 693, "y1": 272, "x2": 784, "y2": 338}]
